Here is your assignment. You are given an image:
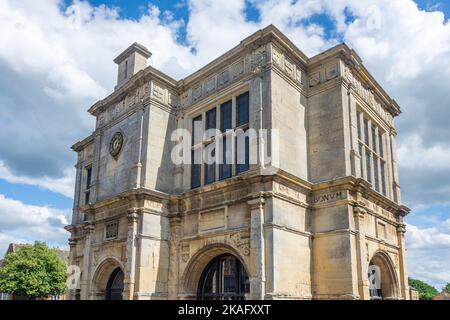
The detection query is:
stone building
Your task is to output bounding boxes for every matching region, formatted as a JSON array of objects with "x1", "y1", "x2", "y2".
[{"x1": 65, "y1": 25, "x2": 411, "y2": 300}]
